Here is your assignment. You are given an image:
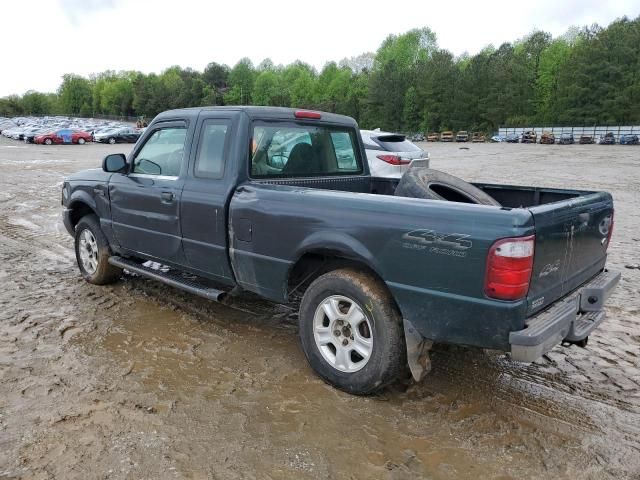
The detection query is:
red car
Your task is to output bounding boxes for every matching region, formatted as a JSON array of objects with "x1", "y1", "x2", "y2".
[{"x1": 35, "y1": 129, "x2": 93, "y2": 145}]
